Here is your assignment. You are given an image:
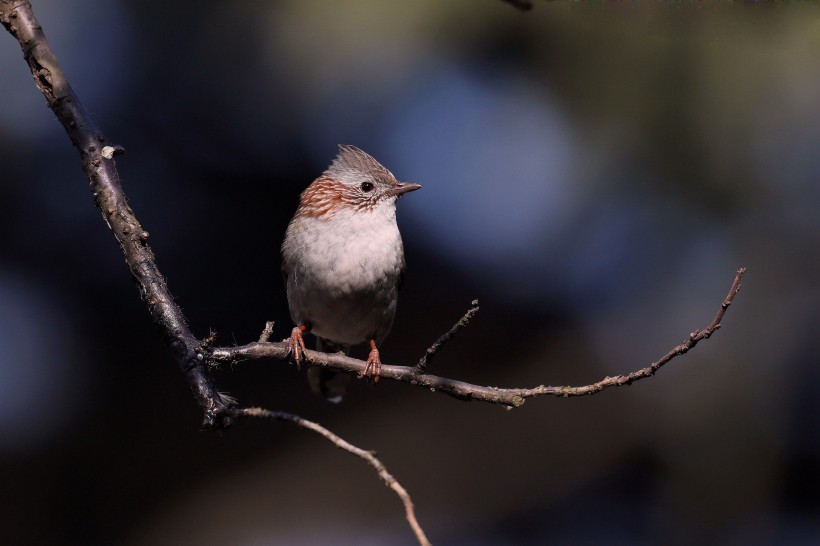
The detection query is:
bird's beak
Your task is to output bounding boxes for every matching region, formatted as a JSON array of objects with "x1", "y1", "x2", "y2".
[{"x1": 388, "y1": 182, "x2": 422, "y2": 197}]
